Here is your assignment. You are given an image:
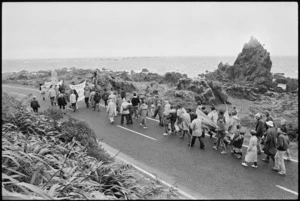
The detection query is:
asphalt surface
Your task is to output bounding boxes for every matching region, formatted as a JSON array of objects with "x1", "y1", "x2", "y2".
[{"x1": 2, "y1": 84, "x2": 299, "y2": 199}]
